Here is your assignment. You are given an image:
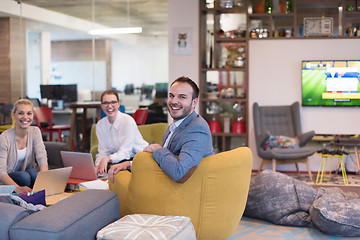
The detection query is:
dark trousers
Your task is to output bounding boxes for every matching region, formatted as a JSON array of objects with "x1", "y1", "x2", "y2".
[{"x1": 8, "y1": 168, "x2": 38, "y2": 188}]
